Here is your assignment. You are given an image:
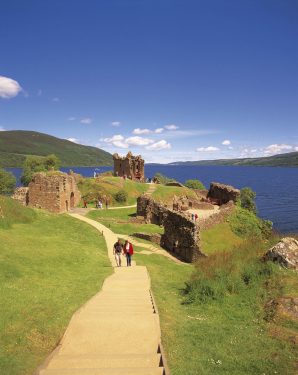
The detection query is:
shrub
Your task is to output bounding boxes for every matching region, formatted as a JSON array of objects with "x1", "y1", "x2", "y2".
[
  {"x1": 240, "y1": 187, "x2": 257, "y2": 213},
  {"x1": 184, "y1": 179, "x2": 206, "y2": 190},
  {"x1": 114, "y1": 189, "x2": 128, "y2": 203},
  {"x1": 21, "y1": 154, "x2": 61, "y2": 186},
  {"x1": 229, "y1": 206, "x2": 273, "y2": 239},
  {"x1": 0, "y1": 169, "x2": 16, "y2": 194}
]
